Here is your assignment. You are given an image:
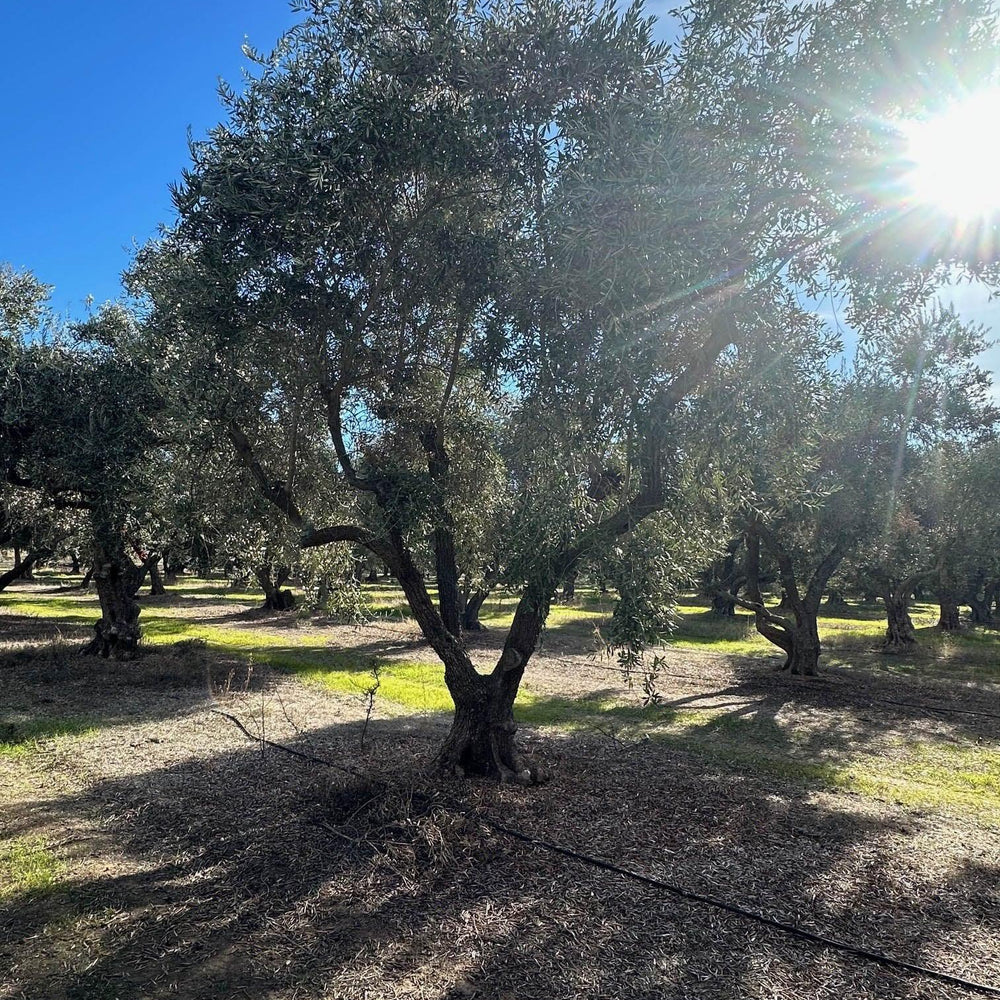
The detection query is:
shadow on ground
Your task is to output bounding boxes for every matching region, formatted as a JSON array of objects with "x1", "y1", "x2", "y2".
[{"x1": 1, "y1": 636, "x2": 999, "y2": 999}]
